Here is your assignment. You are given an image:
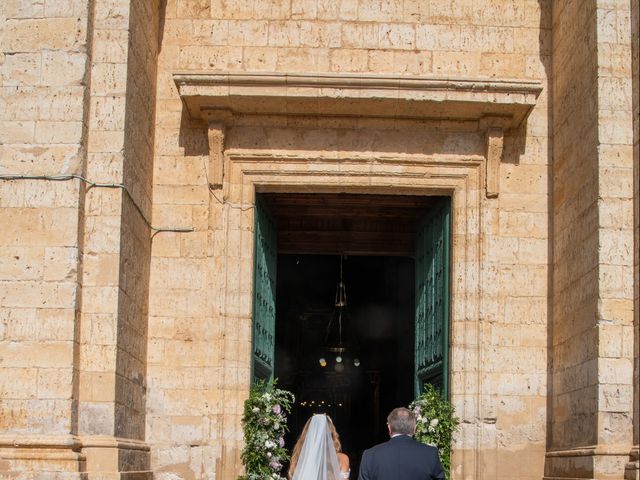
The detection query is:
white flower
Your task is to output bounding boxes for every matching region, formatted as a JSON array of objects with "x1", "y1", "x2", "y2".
[
  {"x1": 430, "y1": 418, "x2": 439, "y2": 428},
  {"x1": 252, "y1": 407, "x2": 260, "y2": 413},
  {"x1": 273, "y1": 423, "x2": 280, "y2": 430}
]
